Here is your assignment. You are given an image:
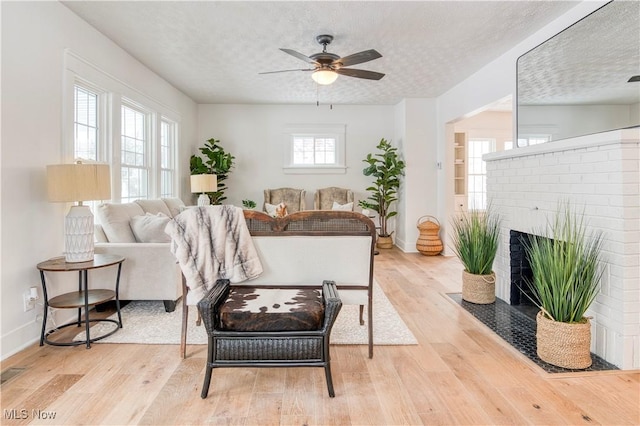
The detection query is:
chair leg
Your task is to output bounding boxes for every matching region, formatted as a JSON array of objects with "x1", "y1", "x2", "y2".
[
  {"x1": 359, "y1": 305, "x2": 365, "y2": 325},
  {"x1": 324, "y1": 363, "x2": 336, "y2": 398},
  {"x1": 181, "y1": 275, "x2": 188, "y2": 359},
  {"x1": 201, "y1": 337, "x2": 214, "y2": 399},
  {"x1": 368, "y1": 299, "x2": 373, "y2": 358}
]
